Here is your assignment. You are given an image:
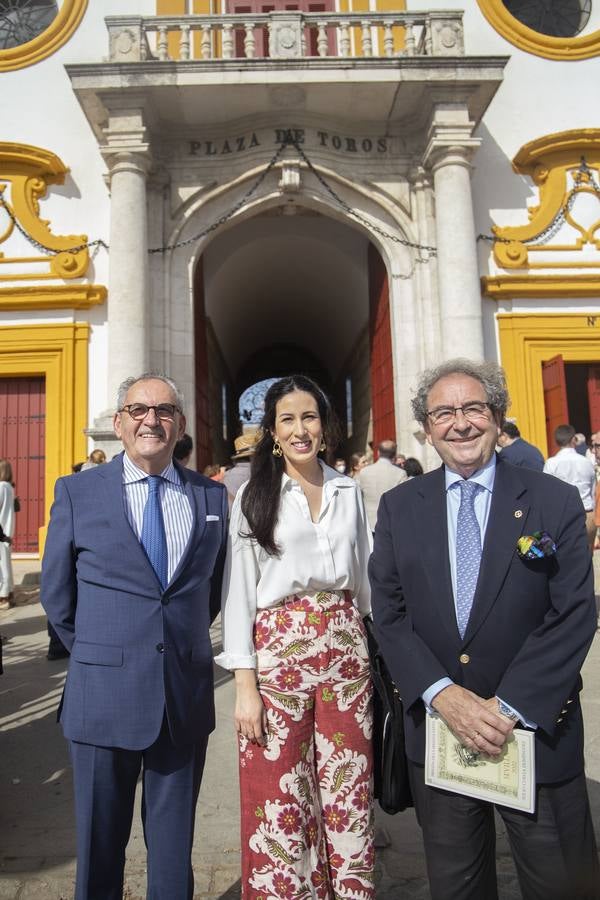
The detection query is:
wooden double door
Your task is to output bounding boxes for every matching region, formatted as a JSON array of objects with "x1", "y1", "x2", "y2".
[{"x1": 542, "y1": 355, "x2": 600, "y2": 454}]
